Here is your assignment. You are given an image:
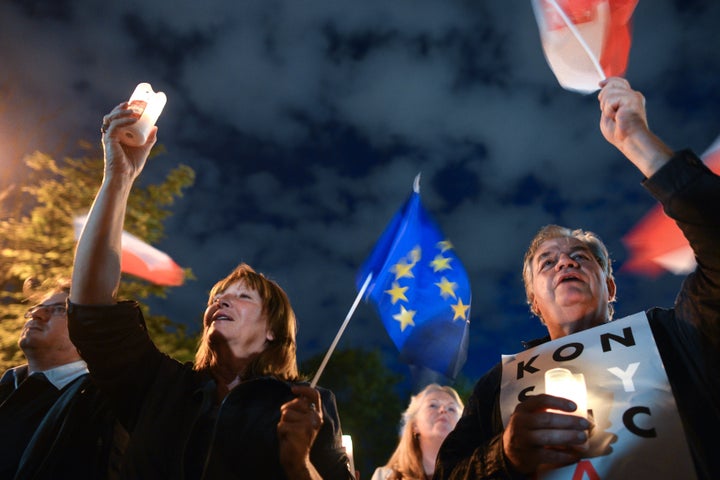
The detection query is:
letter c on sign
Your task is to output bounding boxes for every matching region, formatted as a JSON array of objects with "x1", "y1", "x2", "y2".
[
  {"x1": 518, "y1": 386, "x2": 535, "y2": 402},
  {"x1": 623, "y1": 406, "x2": 656, "y2": 438}
]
